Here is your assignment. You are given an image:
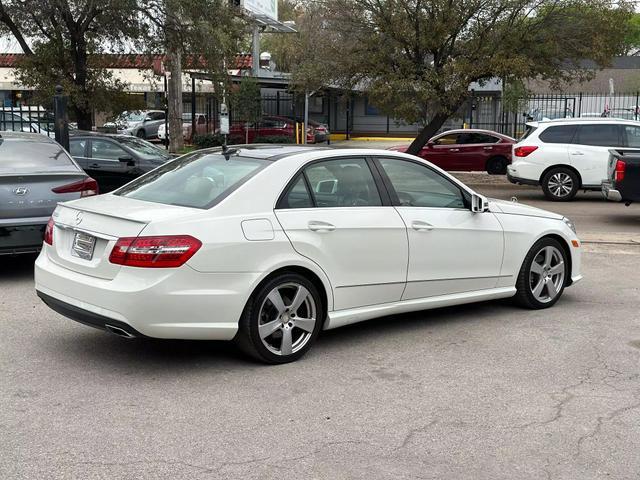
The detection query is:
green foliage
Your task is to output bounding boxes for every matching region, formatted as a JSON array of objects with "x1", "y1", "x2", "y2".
[
  {"x1": 231, "y1": 76, "x2": 263, "y2": 123},
  {"x1": 253, "y1": 135, "x2": 295, "y2": 144},
  {"x1": 624, "y1": 13, "x2": 640, "y2": 55},
  {"x1": 503, "y1": 79, "x2": 531, "y2": 115},
  {"x1": 193, "y1": 133, "x2": 225, "y2": 148}
]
